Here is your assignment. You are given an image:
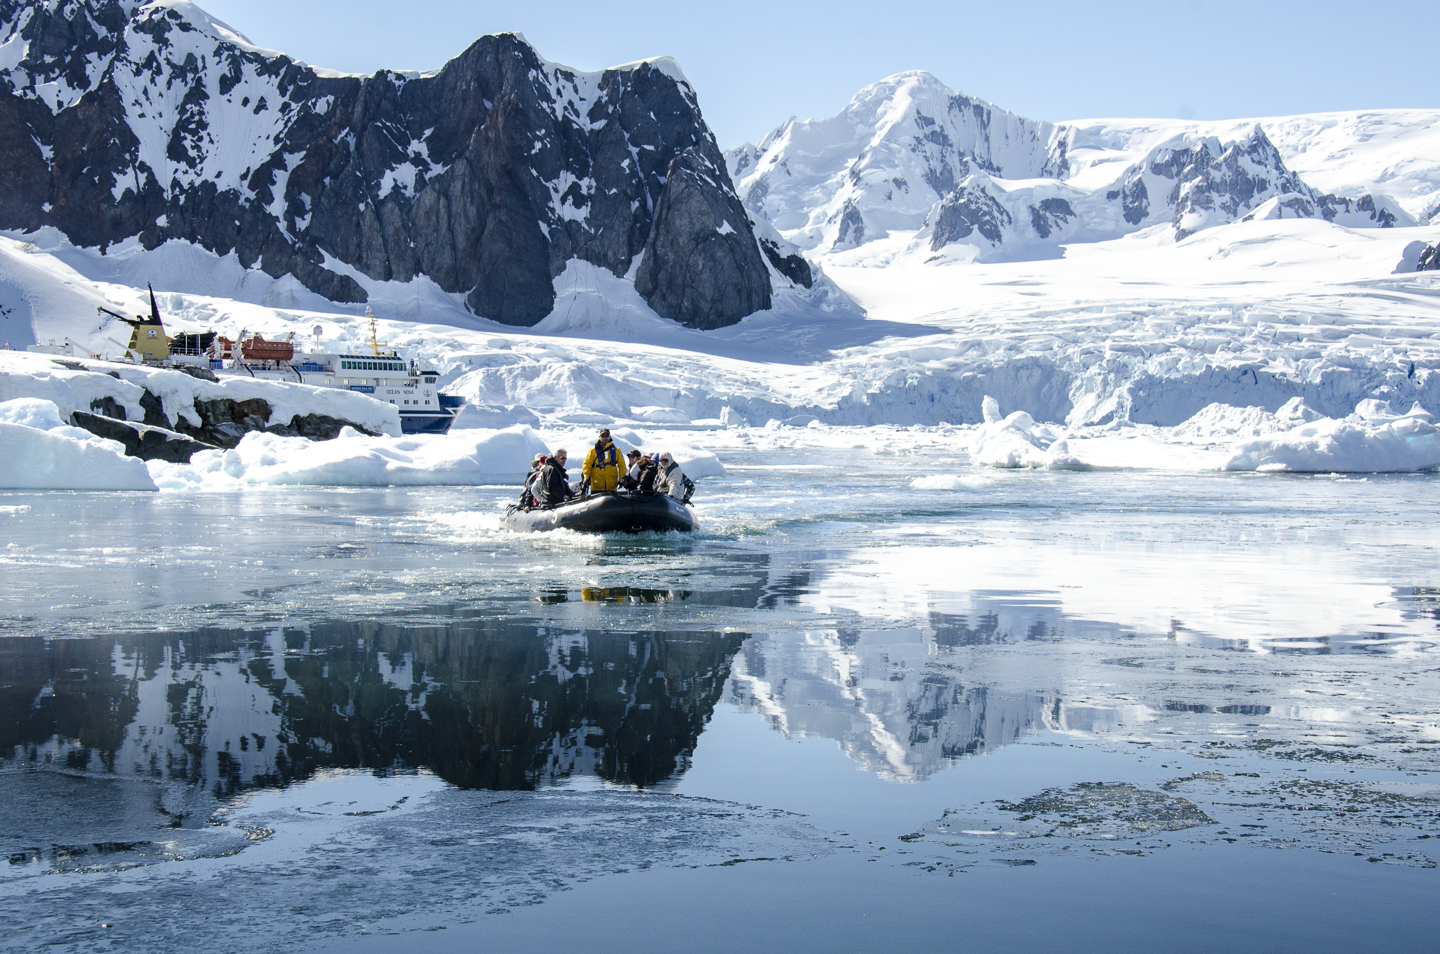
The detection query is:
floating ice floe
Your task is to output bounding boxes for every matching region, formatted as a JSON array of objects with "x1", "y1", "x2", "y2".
[
  {"x1": 148, "y1": 425, "x2": 550, "y2": 490},
  {"x1": 909, "y1": 474, "x2": 994, "y2": 490},
  {"x1": 0, "y1": 397, "x2": 157, "y2": 491}
]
